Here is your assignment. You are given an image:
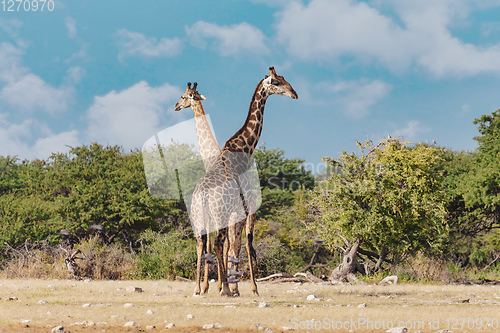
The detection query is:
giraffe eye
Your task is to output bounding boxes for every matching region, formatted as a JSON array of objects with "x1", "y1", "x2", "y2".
[{"x1": 271, "y1": 79, "x2": 280, "y2": 86}]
